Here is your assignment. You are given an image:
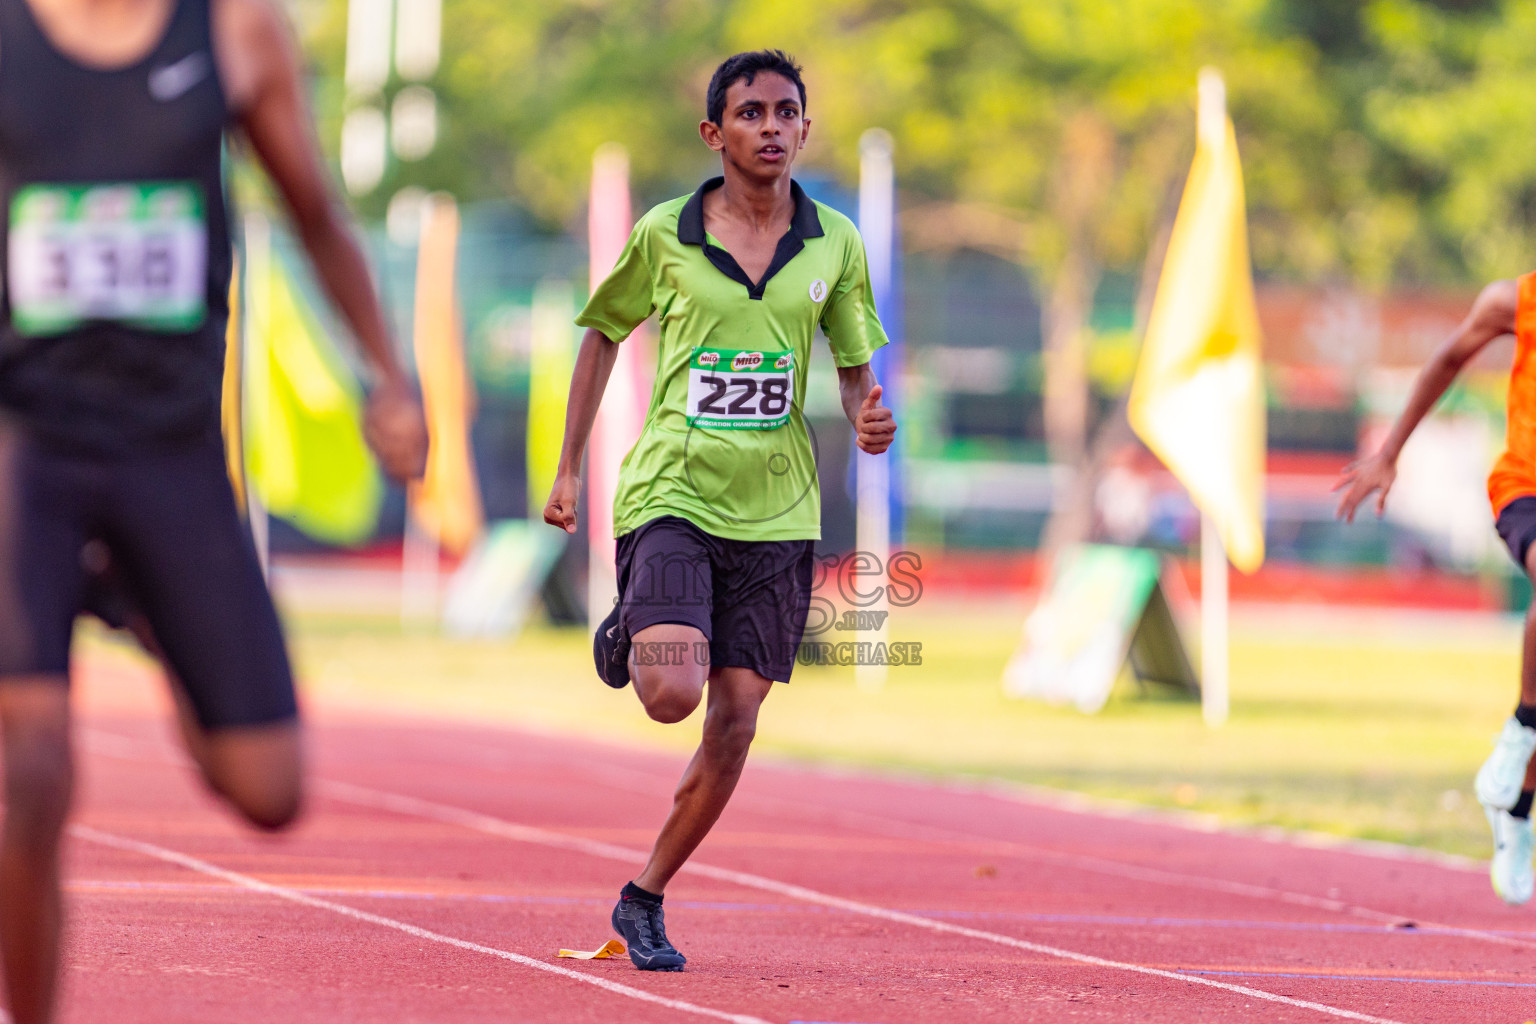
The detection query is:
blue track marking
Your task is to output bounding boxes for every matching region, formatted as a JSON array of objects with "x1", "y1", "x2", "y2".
[
  {"x1": 71, "y1": 881, "x2": 1536, "y2": 942},
  {"x1": 1181, "y1": 970, "x2": 1536, "y2": 989}
]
